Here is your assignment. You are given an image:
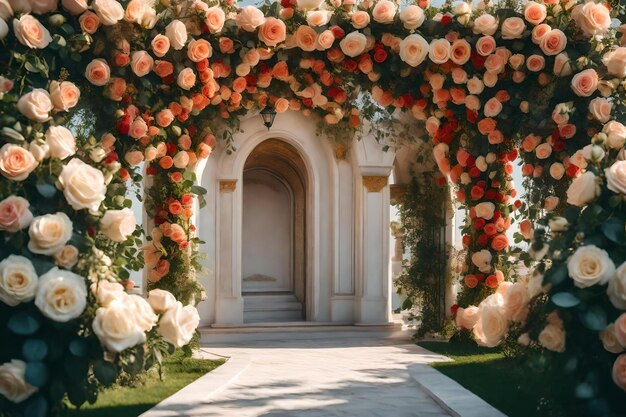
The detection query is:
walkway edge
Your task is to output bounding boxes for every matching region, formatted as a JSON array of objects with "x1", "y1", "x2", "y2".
[
  {"x1": 139, "y1": 353, "x2": 251, "y2": 417},
  {"x1": 408, "y1": 363, "x2": 508, "y2": 417}
]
